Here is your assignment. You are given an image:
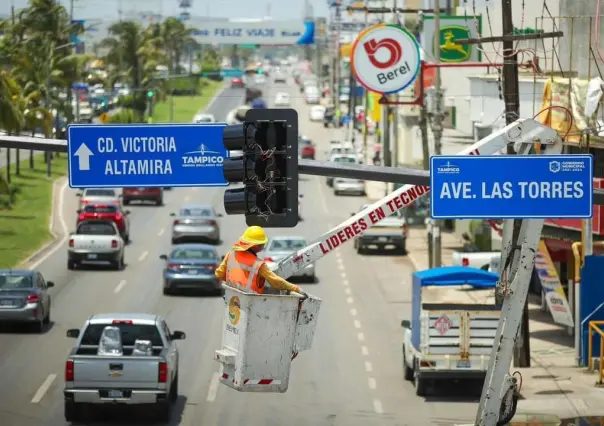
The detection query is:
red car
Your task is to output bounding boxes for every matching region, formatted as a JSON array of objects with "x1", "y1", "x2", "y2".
[
  {"x1": 299, "y1": 138, "x2": 315, "y2": 159},
  {"x1": 122, "y1": 187, "x2": 163, "y2": 206},
  {"x1": 231, "y1": 77, "x2": 245, "y2": 88},
  {"x1": 77, "y1": 203, "x2": 131, "y2": 242}
]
